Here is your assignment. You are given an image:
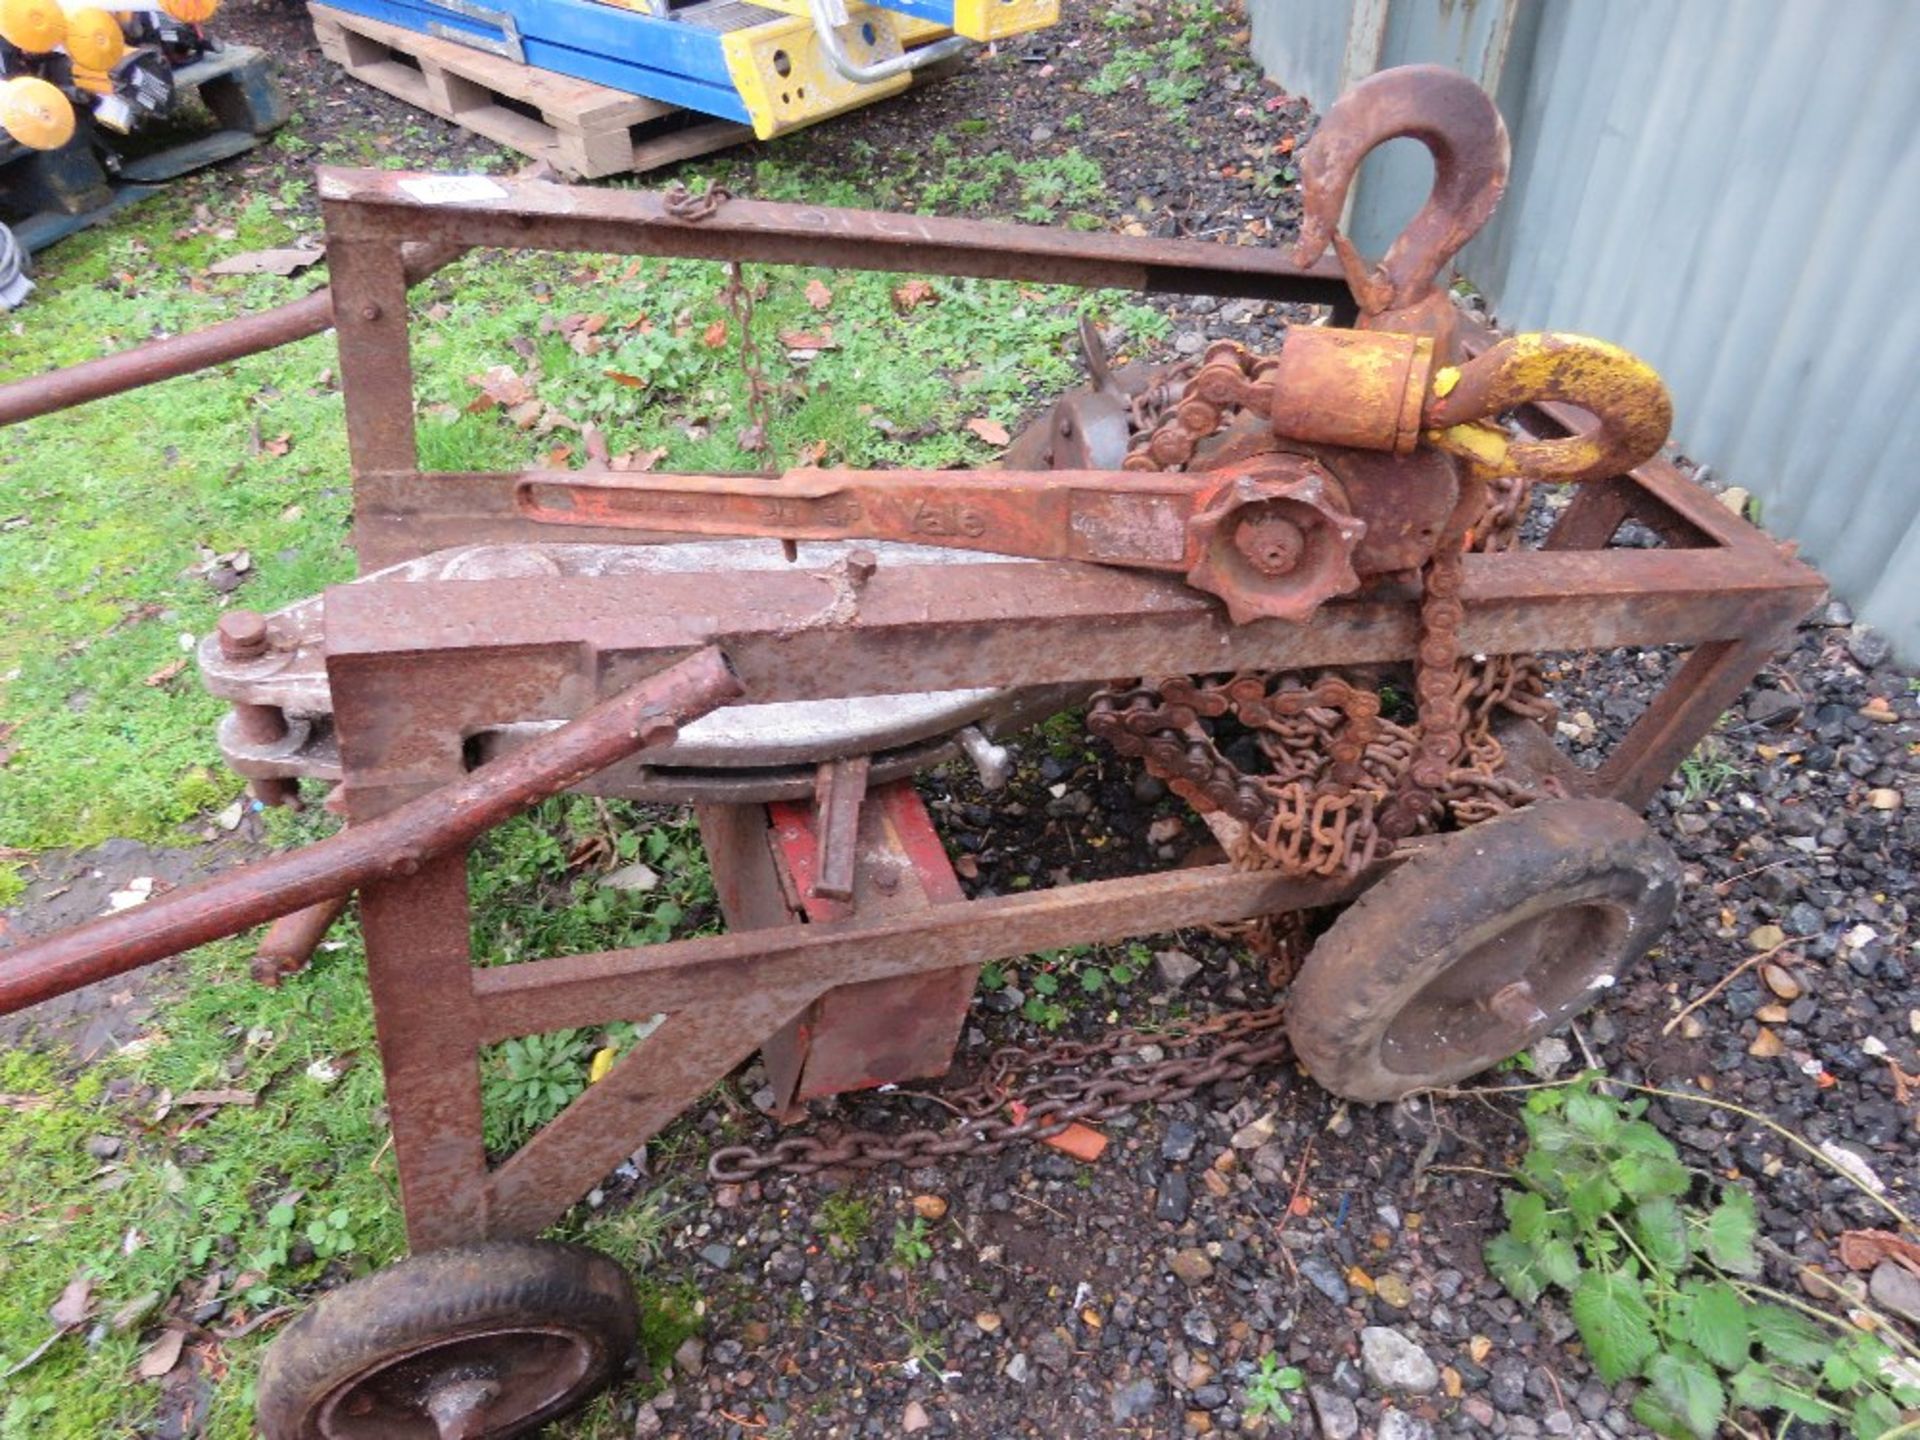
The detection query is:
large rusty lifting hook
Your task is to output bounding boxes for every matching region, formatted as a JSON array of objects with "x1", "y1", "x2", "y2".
[{"x1": 1289, "y1": 64, "x2": 1511, "y2": 321}]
